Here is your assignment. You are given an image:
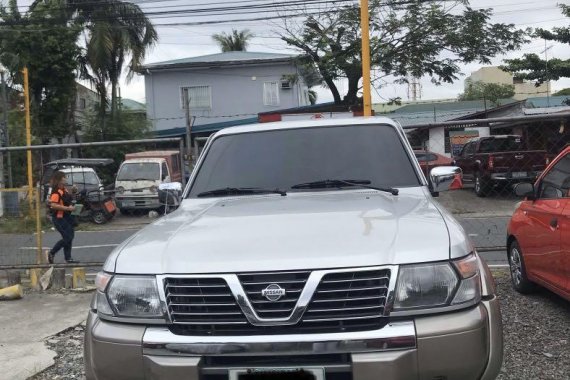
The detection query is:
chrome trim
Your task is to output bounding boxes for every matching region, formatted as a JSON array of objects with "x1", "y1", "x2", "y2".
[
  {"x1": 142, "y1": 321, "x2": 416, "y2": 356},
  {"x1": 157, "y1": 265, "x2": 398, "y2": 327},
  {"x1": 389, "y1": 298, "x2": 481, "y2": 317}
]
